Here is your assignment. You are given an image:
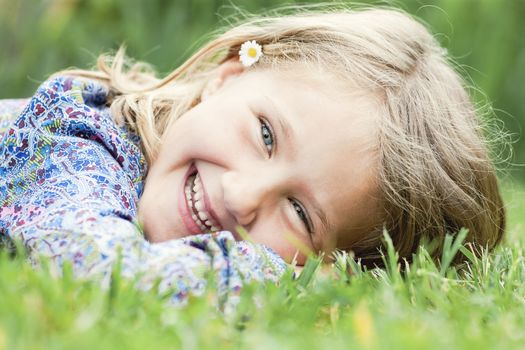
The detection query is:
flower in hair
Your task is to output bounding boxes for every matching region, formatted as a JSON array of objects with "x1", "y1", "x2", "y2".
[{"x1": 239, "y1": 40, "x2": 263, "y2": 67}]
